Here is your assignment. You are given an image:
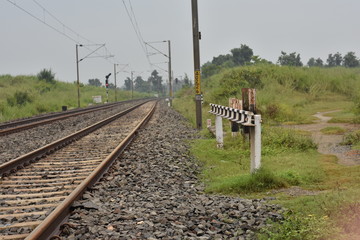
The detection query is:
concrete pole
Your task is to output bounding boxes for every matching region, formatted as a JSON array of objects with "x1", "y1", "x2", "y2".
[
  {"x1": 76, "y1": 44, "x2": 81, "y2": 108},
  {"x1": 191, "y1": 0, "x2": 202, "y2": 129},
  {"x1": 114, "y1": 64, "x2": 117, "y2": 102},
  {"x1": 250, "y1": 115, "x2": 262, "y2": 173},
  {"x1": 215, "y1": 115, "x2": 223, "y2": 148},
  {"x1": 131, "y1": 71, "x2": 134, "y2": 99},
  {"x1": 168, "y1": 40, "x2": 172, "y2": 106}
]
